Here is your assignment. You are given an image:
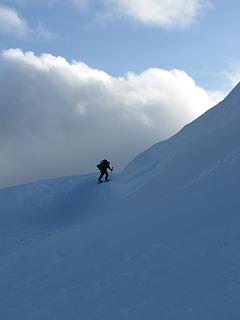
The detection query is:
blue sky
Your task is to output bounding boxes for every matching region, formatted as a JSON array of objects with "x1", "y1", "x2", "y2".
[
  {"x1": 0, "y1": 0, "x2": 240, "y2": 187},
  {"x1": 0, "y1": 0, "x2": 239, "y2": 90}
]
